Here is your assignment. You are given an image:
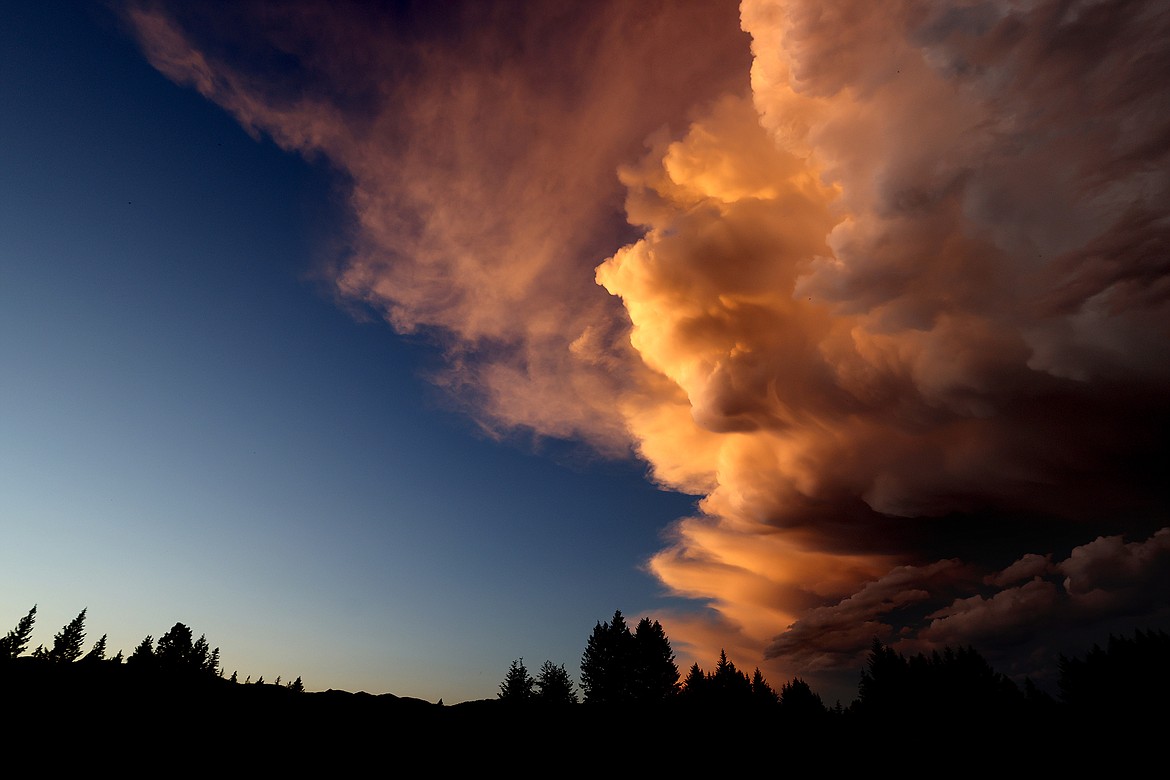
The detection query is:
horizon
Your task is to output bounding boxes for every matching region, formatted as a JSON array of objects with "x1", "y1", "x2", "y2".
[{"x1": 2, "y1": 1, "x2": 1167, "y2": 706}]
